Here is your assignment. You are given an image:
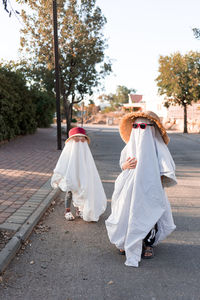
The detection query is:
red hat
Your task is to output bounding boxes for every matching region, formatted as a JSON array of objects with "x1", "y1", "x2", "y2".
[{"x1": 65, "y1": 127, "x2": 90, "y2": 143}]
